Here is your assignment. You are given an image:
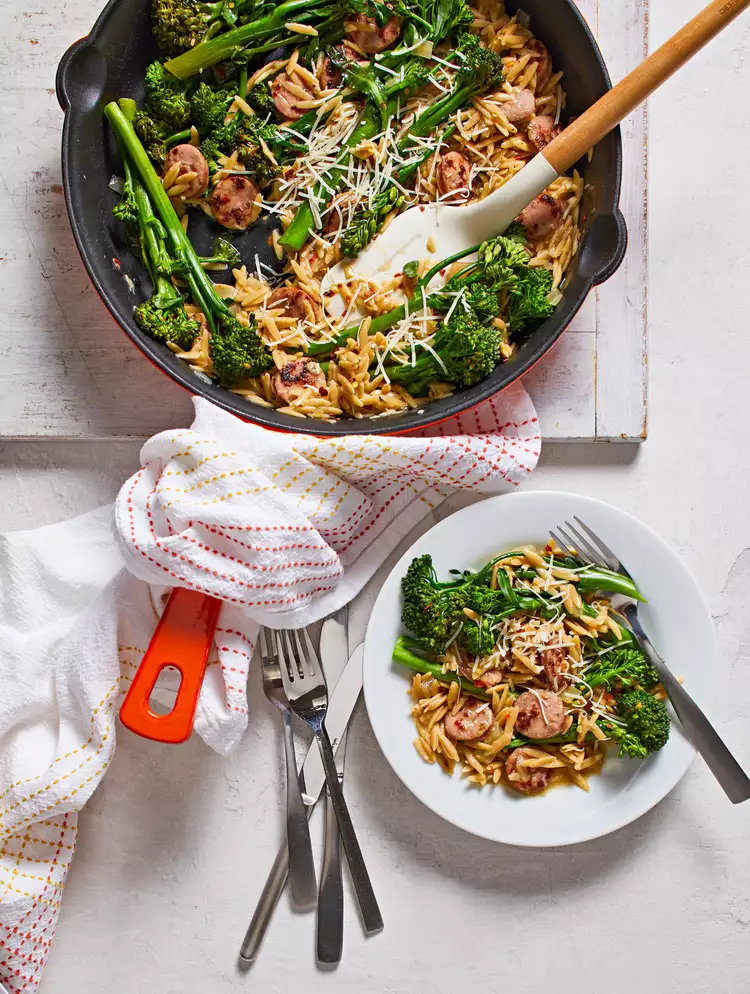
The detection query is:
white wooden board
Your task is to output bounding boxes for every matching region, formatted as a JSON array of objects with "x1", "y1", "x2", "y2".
[{"x1": 0, "y1": 0, "x2": 647, "y2": 441}]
